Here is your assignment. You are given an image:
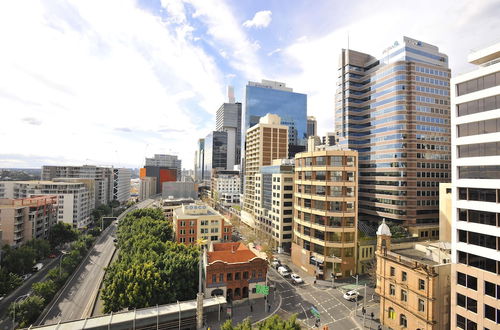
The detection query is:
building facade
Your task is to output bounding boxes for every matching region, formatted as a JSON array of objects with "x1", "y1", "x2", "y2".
[
  {"x1": 194, "y1": 138, "x2": 205, "y2": 183},
  {"x1": 0, "y1": 196, "x2": 58, "y2": 246},
  {"x1": 307, "y1": 116, "x2": 317, "y2": 137},
  {"x1": 254, "y1": 159, "x2": 295, "y2": 252},
  {"x1": 244, "y1": 80, "x2": 307, "y2": 157},
  {"x1": 241, "y1": 114, "x2": 288, "y2": 228},
  {"x1": 450, "y1": 42, "x2": 500, "y2": 330},
  {"x1": 203, "y1": 131, "x2": 228, "y2": 182},
  {"x1": 113, "y1": 168, "x2": 131, "y2": 203},
  {"x1": 204, "y1": 242, "x2": 268, "y2": 302},
  {"x1": 335, "y1": 37, "x2": 451, "y2": 228},
  {"x1": 216, "y1": 102, "x2": 242, "y2": 169},
  {"x1": 0, "y1": 181, "x2": 91, "y2": 228},
  {"x1": 375, "y1": 221, "x2": 451, "y2": 330},
  {"x1": 172, "y1": 203, "x2": 232, "y2": 245},
  {"x1": 292, "y1": 146, "x2": 358, "y2": 278},
  {"x1": 211, "y1": 170, "x2": 240, "y2": 206},
  {"x1": 162, "y1": 181, "x2": 197, "y2": 199},
  {"x1": 145, "y1": 154, "x2": 182, "y2": 180},
  {"x1": 140, "y1": 166, "x2": 177, "y2": 193},
  {"x1": 139, "y1": 176, "x2": 157, "y2": 201}
]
